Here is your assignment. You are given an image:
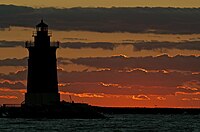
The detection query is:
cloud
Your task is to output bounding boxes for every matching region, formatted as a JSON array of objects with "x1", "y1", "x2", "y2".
[
  {"x1": 1, "y1": 5, "x2": 200, "y2": 34},
  {"x1": 0, "y1": 69, "x2": 27, "y2": 81},
  {"x1": 157, "y1": 96, "x2": 166, "y2": 100},
  {"x1": 70, "y1": 55, "x2": 200, "y2": 72},
  {"x1": 0, "y1": 57, "x2": 67, "y2": 67},
  {"x1": 58, "y1": 82, "x2": 178, "y2": 96},
  {"x1": 56, "y1": 67, "x2": 199, "y2": 96},
  {"x1": 181, "y1": 98, "x2": 191, "y2": 101},
  {"x1": 0, "y1": 80, "x2": 25, "y2": 89},
  {"x1": 72, "y1": 93, "x2": 104, "y2": 98},
  {"x1": 0, "y1": 57, "x2": 27, "y2": 66},
  {"x1": 58, "y1": 69, "x2": 199, "y2": 88},
  {"x1": 0, "y1": 66, "x2": 199, "y2": 96},
  {"x1": 1, "y1": 67, "x2": 198, "y2": 88},
  {"x1": 181, "y1": 98, "x2": 200, "y2": 101},
  {"x1": 63, "y1": 38, "x2": 87, "y2": 41},
  {"x1": 0, "y1": 41, "x2": 25, "y2": 47},
  {"x1": 61, "y1": 40, "x2": 200, "y2": 51},
  {"x1": 177, "y1": 80, "x2": 200, "y2": 93},
  {"x1": 0, "y1": 40, "x2": 116, "y2": 50},
  {"x1": 132, "y1": 95, "x2": 150, "y2": 101},
  {"x1": 1, "y1": 40, "x2": 200, "y2": 52},
  {"x1": 61, "y1": 42, "x2": 116, "y2": 50},
  {"x1": 0, "y1": 95, "x2": 18, "y2": 99},
  {"x1": 131, "y1": 41, "x2": 200, "y2": 51}
]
